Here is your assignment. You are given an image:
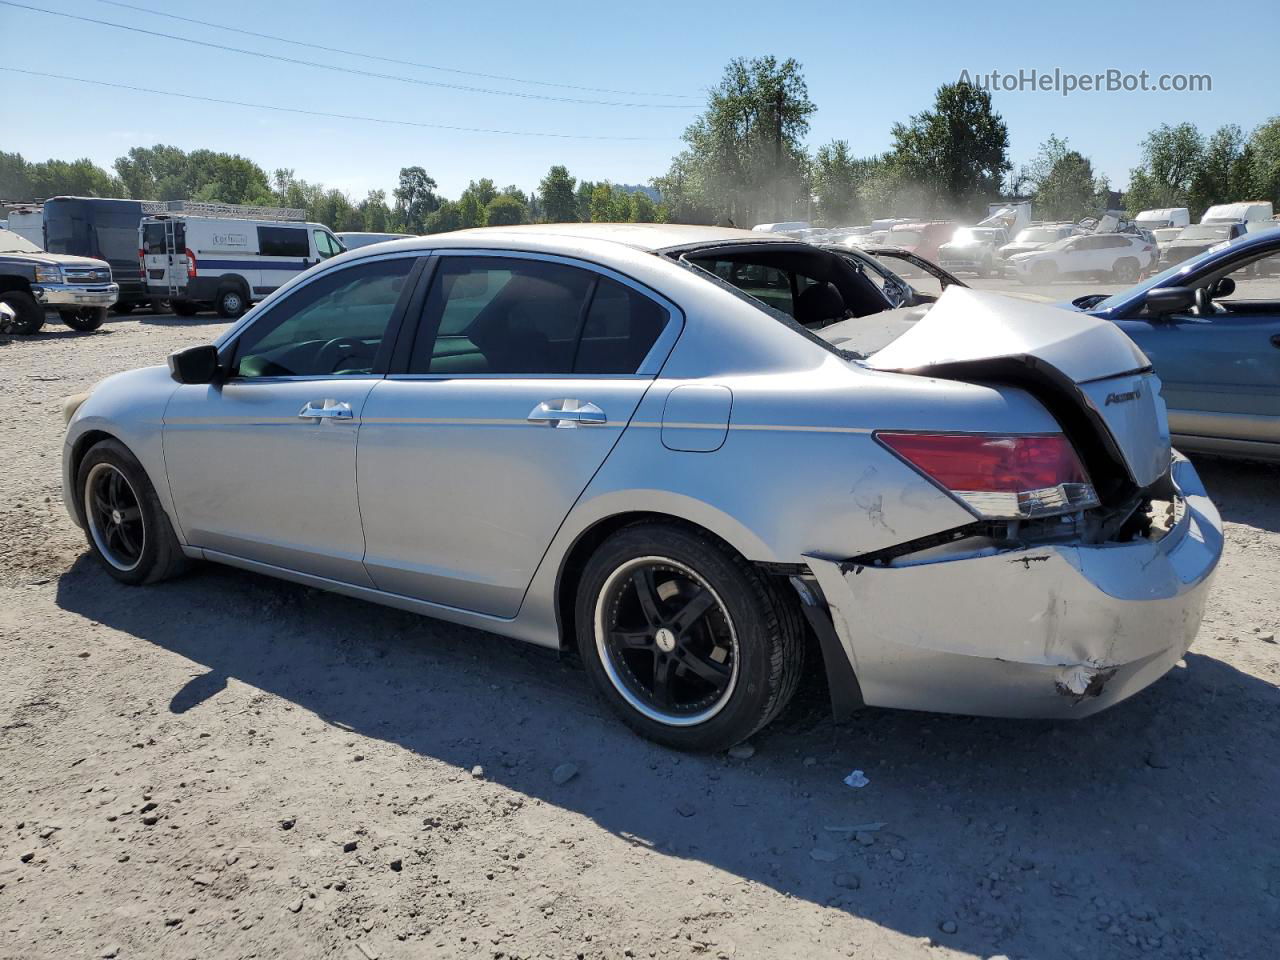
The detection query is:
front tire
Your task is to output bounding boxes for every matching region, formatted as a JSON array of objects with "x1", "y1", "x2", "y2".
[
  {"x1": 78, "y1": 439, "x2": 188, "y2": 586},
  {"x1": 61, "y1": 306, "x2": 106, "y2": 331},
  {"x1": 575, "y1": 523, "x2": 804, "y2": 751},
  {"x1": 0, "y1": 290, "x2": 46, "y2": 334}
]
